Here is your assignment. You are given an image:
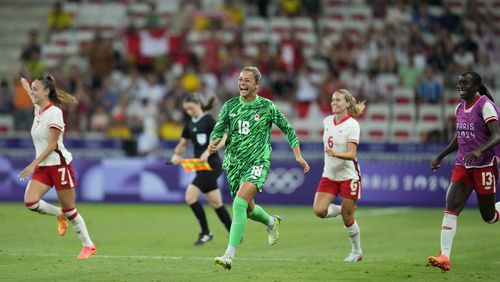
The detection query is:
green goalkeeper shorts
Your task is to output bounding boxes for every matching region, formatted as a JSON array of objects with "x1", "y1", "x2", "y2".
[{"x1": 225, "y1": 160, "x2": 270, "y2": 198}]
